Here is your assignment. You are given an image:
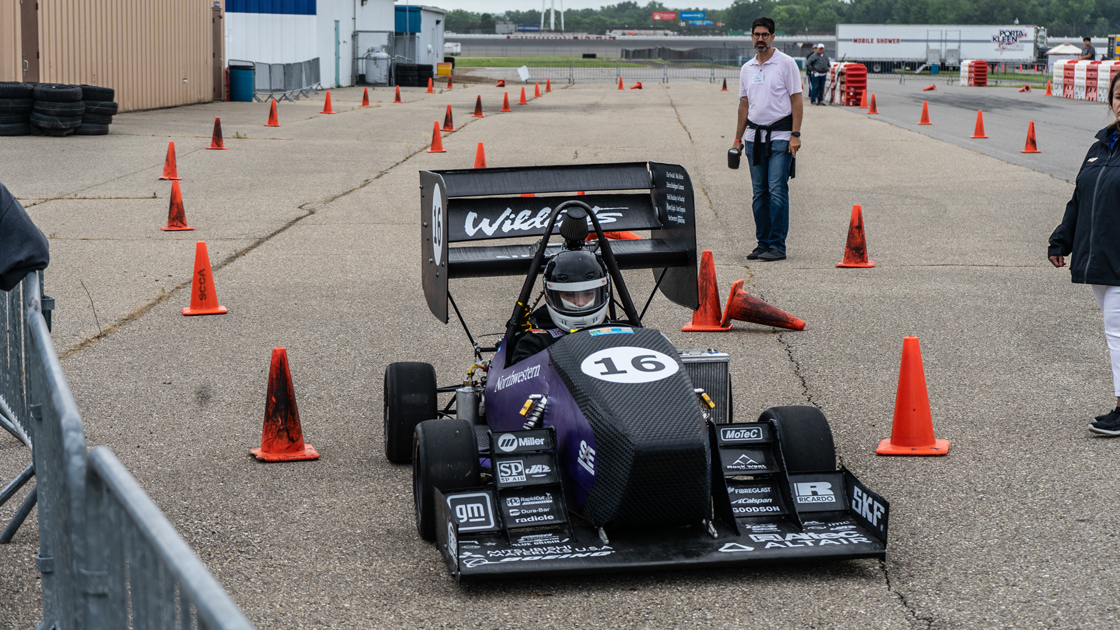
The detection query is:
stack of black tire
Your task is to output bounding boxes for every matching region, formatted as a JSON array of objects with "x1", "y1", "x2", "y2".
[
  {"x1": 0, "y1": 82, "x2": 34, "y2": 136},
  {"x1": 394, "y1": 63, "x2": 434, "y2": 87},
  {"x1": 31, "y1": 84, "x2": 85, "y2": 136},
  {"x1": 78, "y1": 85, "x2": 117, "y2": 136}
]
